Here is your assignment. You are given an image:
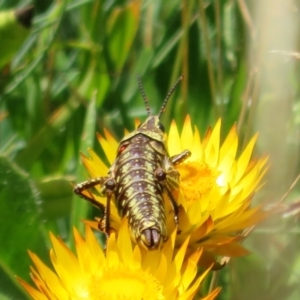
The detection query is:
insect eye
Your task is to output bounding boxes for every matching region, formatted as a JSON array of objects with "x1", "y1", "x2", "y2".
[
  {"x1": 118, "y1": 143, "x2": 128, "y2": 153},
  {"x1": 158, "y1": 123, "x2": 165, "y2": 132}
]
